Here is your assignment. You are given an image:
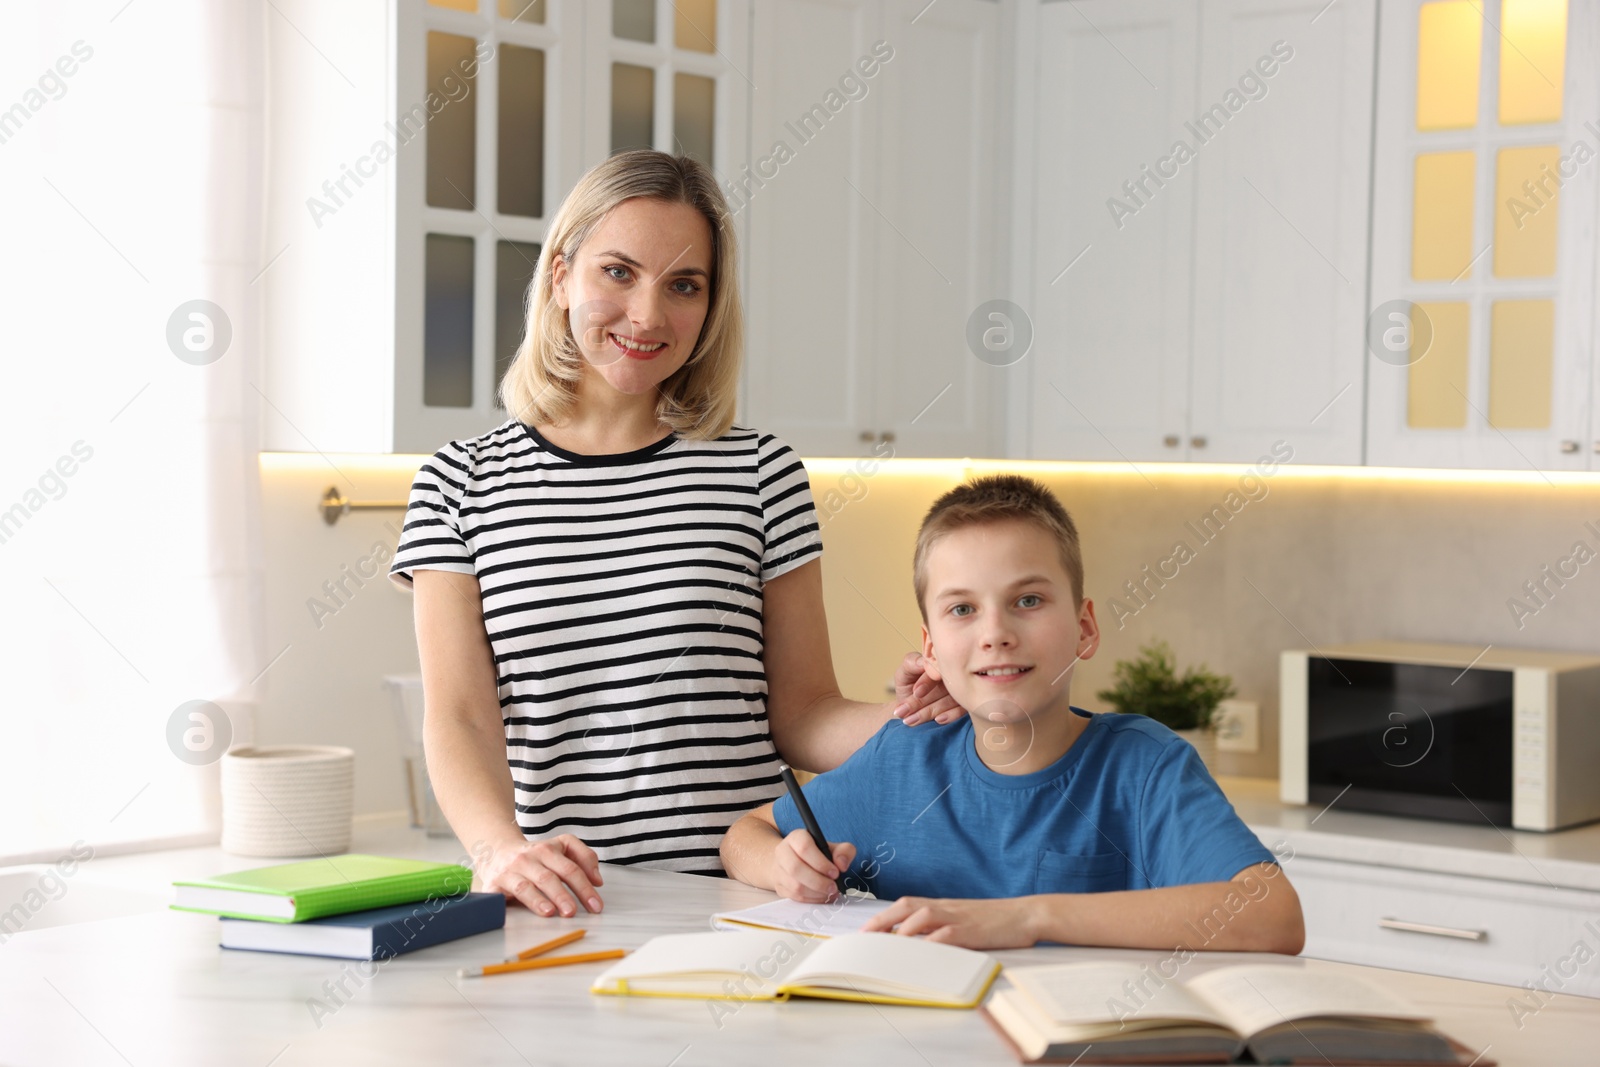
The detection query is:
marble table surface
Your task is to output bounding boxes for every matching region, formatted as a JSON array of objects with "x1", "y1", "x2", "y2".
[{"x1": 1, "y1": 818, "x2": 1595, "y2": 1066}]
